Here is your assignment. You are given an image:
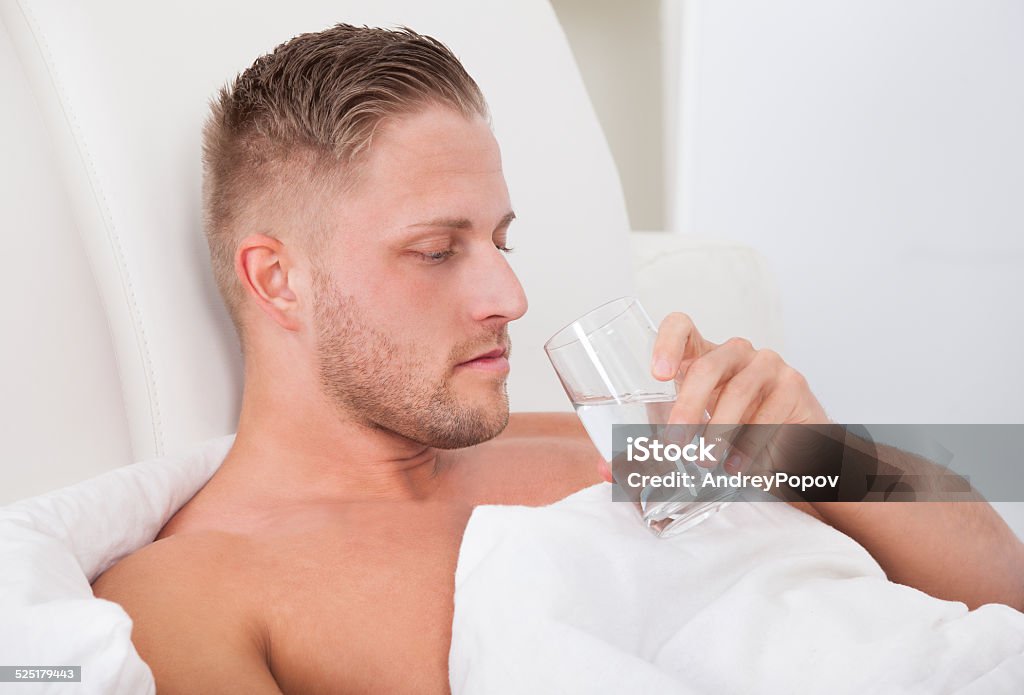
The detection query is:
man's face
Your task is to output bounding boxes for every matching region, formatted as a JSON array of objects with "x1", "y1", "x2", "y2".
[{"x1": 310, "y1": 105, "x2": 528, "y2": 448}]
